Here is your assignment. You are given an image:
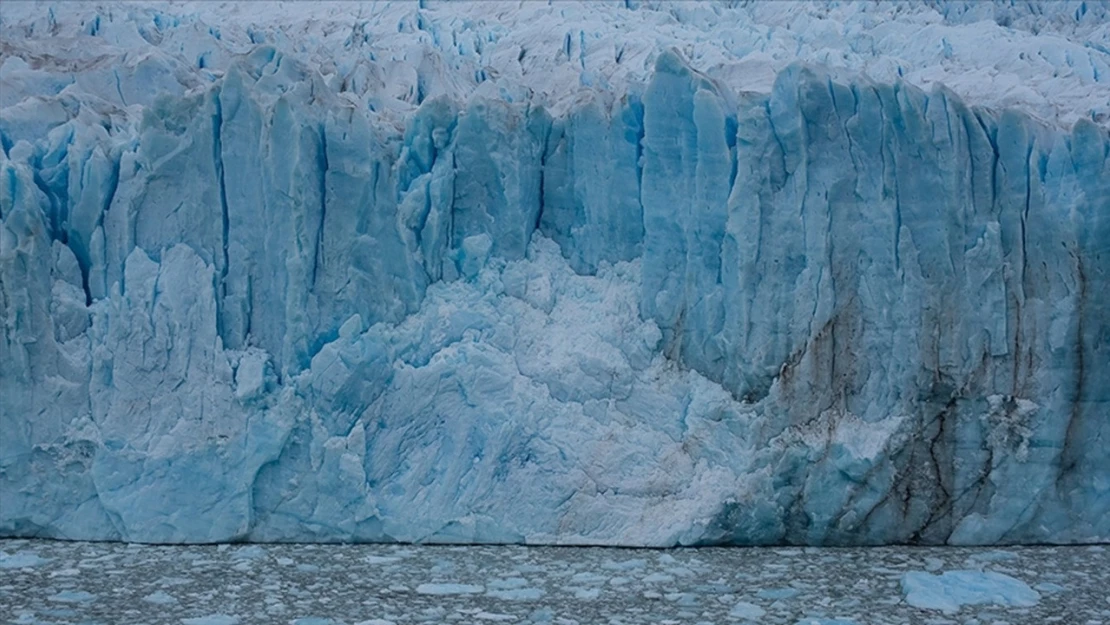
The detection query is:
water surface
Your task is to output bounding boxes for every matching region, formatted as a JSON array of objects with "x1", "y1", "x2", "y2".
[{"x1": 2, "y1": 540, "x2": 1107, "y2": 624}]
